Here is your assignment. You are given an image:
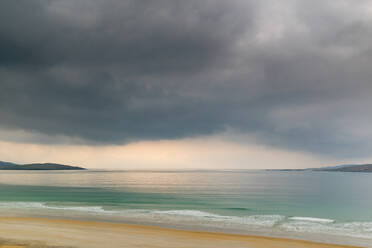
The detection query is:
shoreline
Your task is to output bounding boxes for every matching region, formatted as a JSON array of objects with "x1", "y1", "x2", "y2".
[
  {"x1": 0, "y1": 216, "x2": 364, "y2": 248},
  {"x1": 1, "y1": 207, "x2": 371, "y2": 247}
]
